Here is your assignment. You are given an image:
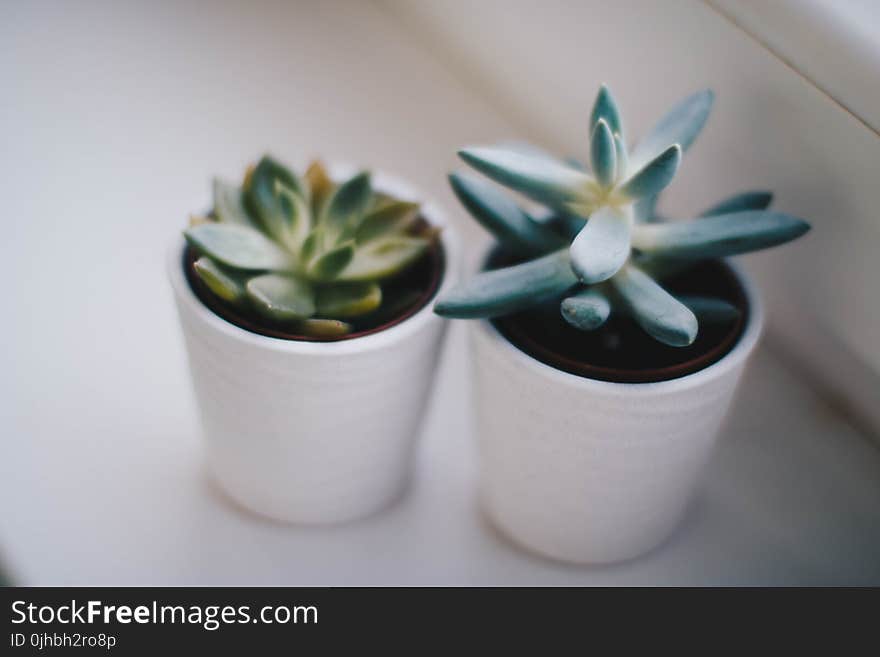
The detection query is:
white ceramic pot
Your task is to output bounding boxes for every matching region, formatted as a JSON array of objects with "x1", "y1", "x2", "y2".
[
  {"x1": 169, "y1": 170, "x2": 457, "y2": 524},
  {"x1": 472, "y1": 262, "x2": 763, "y2": 564}
]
